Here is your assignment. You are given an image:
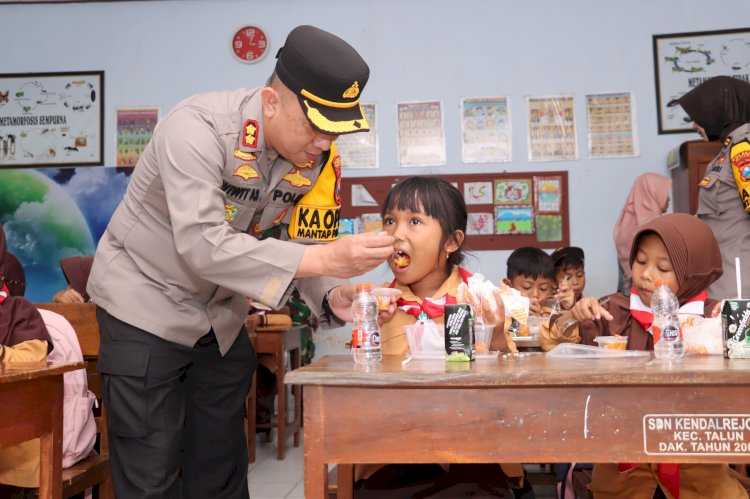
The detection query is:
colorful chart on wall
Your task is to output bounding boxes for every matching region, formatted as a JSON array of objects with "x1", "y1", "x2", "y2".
[
  {"x1": 337, "y1": 103, "x2": 378, "y2": 169},
  {"x1": 461, "y1": 96, "x2": 512, "y2": 163},
  {"x1": 396, "y1": 100, "x2": 446, "y2": 167}
]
